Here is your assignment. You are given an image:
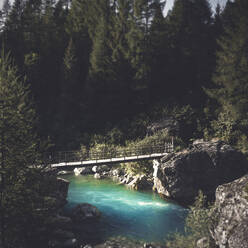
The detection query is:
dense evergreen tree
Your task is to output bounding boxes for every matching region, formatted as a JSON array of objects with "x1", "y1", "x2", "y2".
[
  {"x1": 0, "y1": 0, "x2": 245, "y2": 152},
  {"x1": 207, "y1": 0, "x2": 248, "y2": 152},
  {"x1": 0, "y1": 52, "x2": 50, "y2": 247},
  {"x1": 1, "y1": 0, "x2": 248, "y2": 246},
  {"x1": 56, "y1": 38, "x2": 83, "y2": 149},
  {"x1": 149, "y1": 1, "x2": 167, "y2": 100},
  {"x1": 165, "y1": 0, "x2": 213, "y2": 106},
  {"x1": 0, "y1": 0, "x2": 11, "y2": 29},
  {"x1": 86, "y1": 12, "x2": 115, "y2": 120}
]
